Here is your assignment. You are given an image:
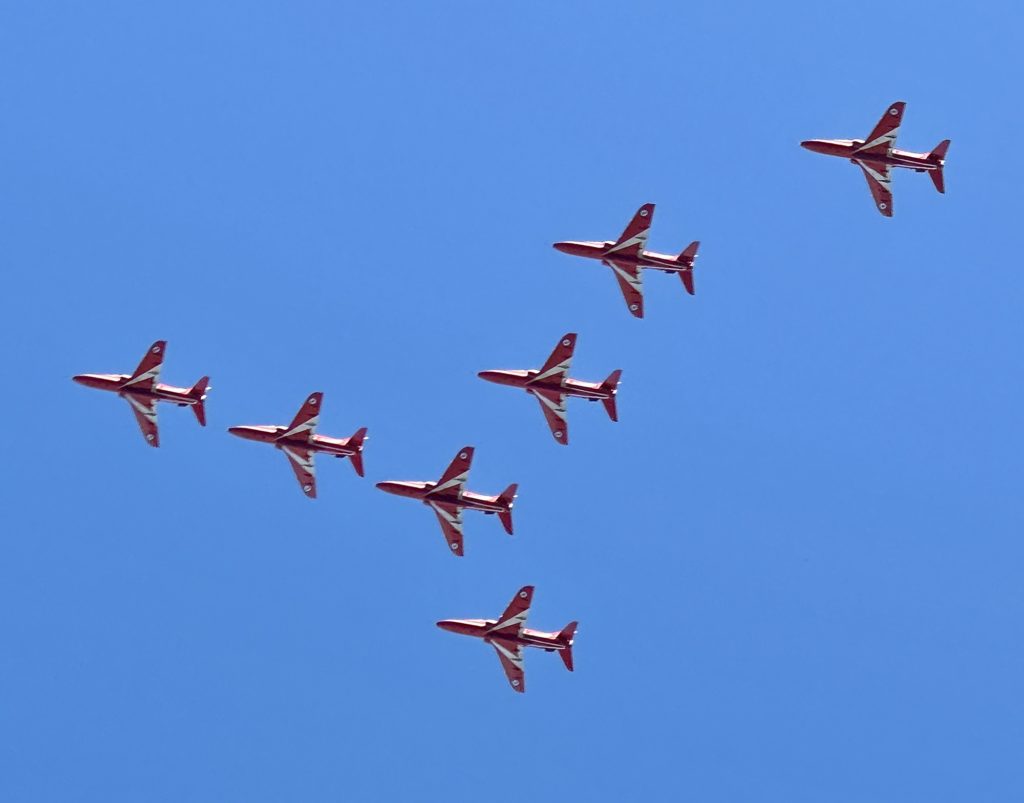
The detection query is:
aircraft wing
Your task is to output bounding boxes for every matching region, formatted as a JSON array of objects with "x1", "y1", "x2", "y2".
[
  {"x1": 603, "y1": 259, "x2": 645, "y2": 318},
  {"x1": 856, "y1": 159, "x2": 894, "y2": 217},
  {"x1": 428, "y1": 446, "x2": 474, "y2": 497},
  {"x1": 427, "y1": 499, "x2": 465, "y2": 556},
  {"x1": 280, "y1": 392, "x2": 322, "y2": 441},
  {"x1": 530, "y1": 333, "x2": 576, "y2": 385},
  {"x1": 123, "y1": 392, "x2": 160, "y2": 447},
  {"x1": 281, "y1": 443, "x2": 317, "y2": 498},
  {"x1": 489, "y1": 638, "x2": 526, "y2": 692},
  {"x1": 854, "y1": 101, "x2": 904, "y2": 159},
  {"x1": 529, "y1": 387, "x2": 569, "y2": 444},
  {"x1": 121, "y1": 340, "x2": 166, "y2": 392},
  {"x1": 488, "y1": 585, "x2": 533, "y2": 638},
  {"x1": 605, "y1": 203, "x2": 654, "y2": 259}
]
